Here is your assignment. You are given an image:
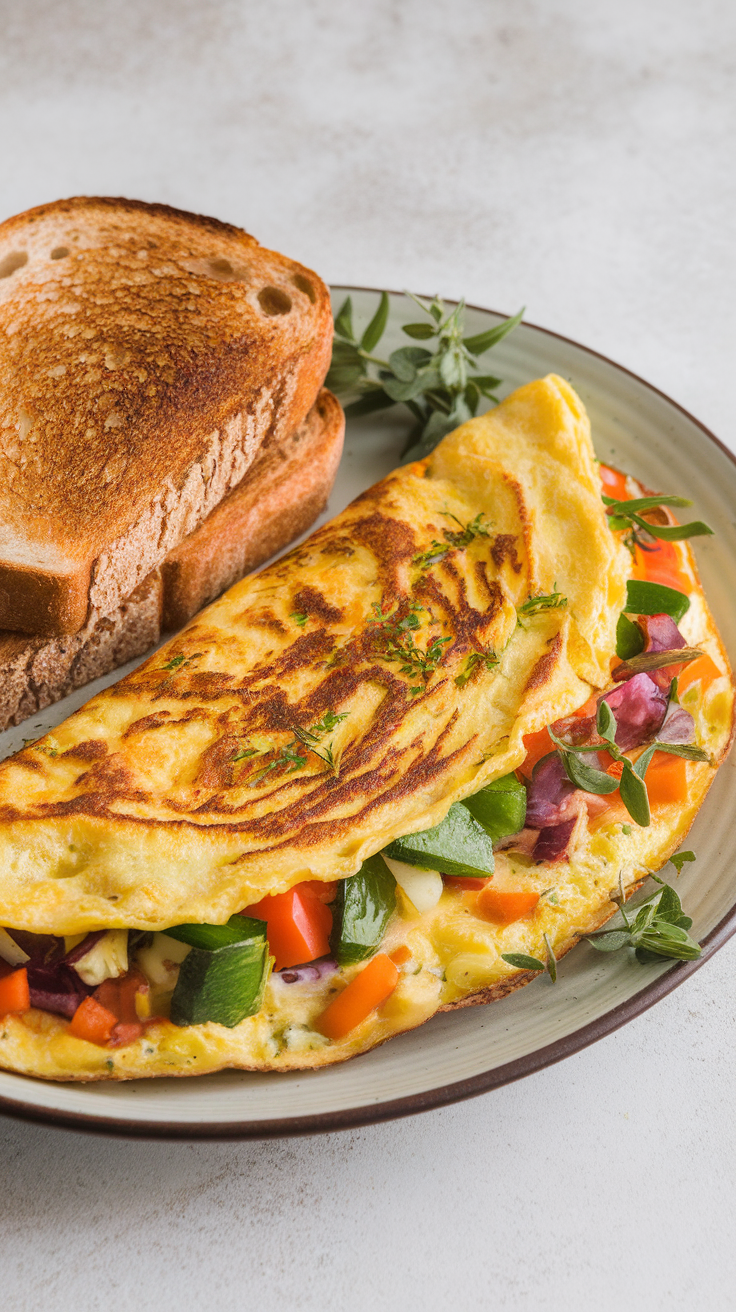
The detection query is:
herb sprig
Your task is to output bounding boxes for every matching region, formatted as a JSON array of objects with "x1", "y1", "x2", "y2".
[
  {"x1": 549, "y1": 700, "x2": 708, "y2": 828},
  {"x1": 413, "y1": 513, "x2": 492, "y2": 571},
  {"x1": 587, "y1": 869, "x2": 701, "y2": 962},
  {"x1": 327, "y1": 292, "x2": 523, "y2": 462},
  {"x1": 517, "y1": 587, "x2": 568, "y2": 618},
  {"x1": 502, "y1": 933, "x2": 558, "y2": 981},
  {"x1": 603, "y1": 493, "x2": 713, "y2": 555},
  {"x1": 368, "y1": 600, "x2": 451, "y2": 692},
  {"x1": 237, "y1": 710, "x2": 349, "y2": 784}
]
